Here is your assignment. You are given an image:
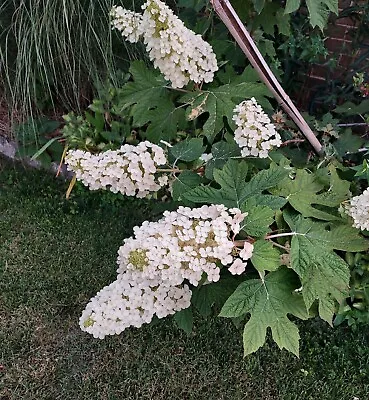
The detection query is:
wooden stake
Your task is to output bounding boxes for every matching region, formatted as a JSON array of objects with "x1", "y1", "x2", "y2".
[{"x1": 210, "y1": 0, "x2": 323, "y2": 155}]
